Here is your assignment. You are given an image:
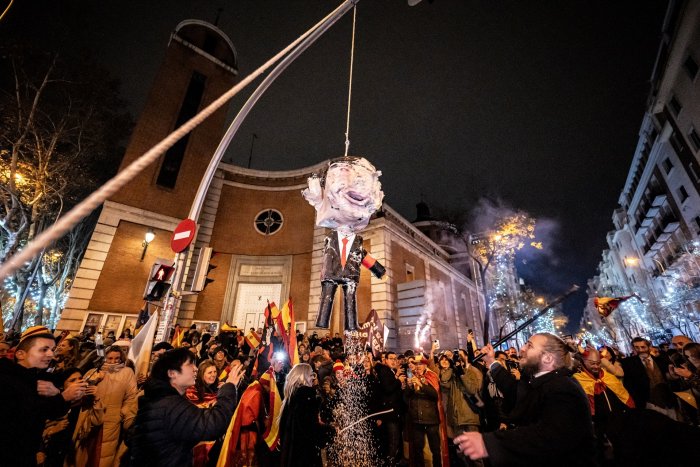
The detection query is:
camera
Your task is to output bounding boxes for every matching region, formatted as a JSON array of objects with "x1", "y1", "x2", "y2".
[{"x1": 505, "y1": 359, "x2": 519, "y2": 371}]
